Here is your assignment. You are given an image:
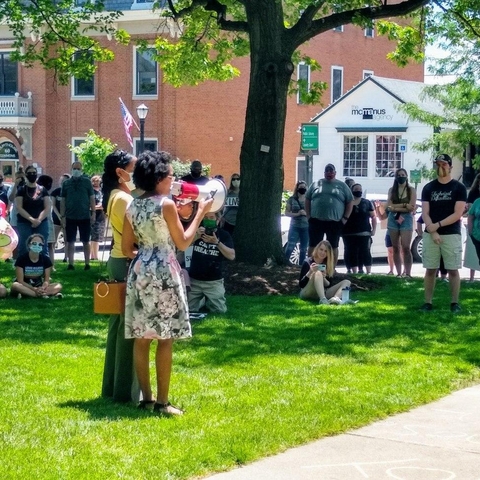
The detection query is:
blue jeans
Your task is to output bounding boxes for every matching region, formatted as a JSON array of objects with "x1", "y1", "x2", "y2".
[
  {"x1": 285, "y1": 225, "x2": 308, "y2": 265},
  {"x1": 16, "y1": 220, "x2": 50, "y2": 257}
]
